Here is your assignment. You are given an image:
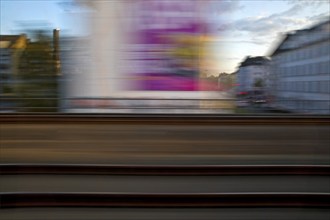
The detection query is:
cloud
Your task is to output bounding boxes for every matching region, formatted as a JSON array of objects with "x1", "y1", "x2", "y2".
[
  {"x1": 225, "y1": 3, "x2": 318, "y2": 38},
  {"x1": 225, "y1": 57, "x2": 241, "y2": 60},
  {"x1": 269, "y1": 3, "x2": 304, "y2": 17},
  {"x1": 286, "y1": 0, "x2": 329, "y2": 7},
  {"x1": 214, "y1": 39, "x2": 268, "y2": 45},
  {"x1": 217, "y1": 0, "x2": 245, "y2": 14},
  {"x1": 231, "y1": 16, "x2": 306, "y2": 37},
  {"x1": 206, "y1": 0, "x2": 244, "y2": 16},
  {"x1": 308, "y1": 12, "x2": 330, "y2": 23}
]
